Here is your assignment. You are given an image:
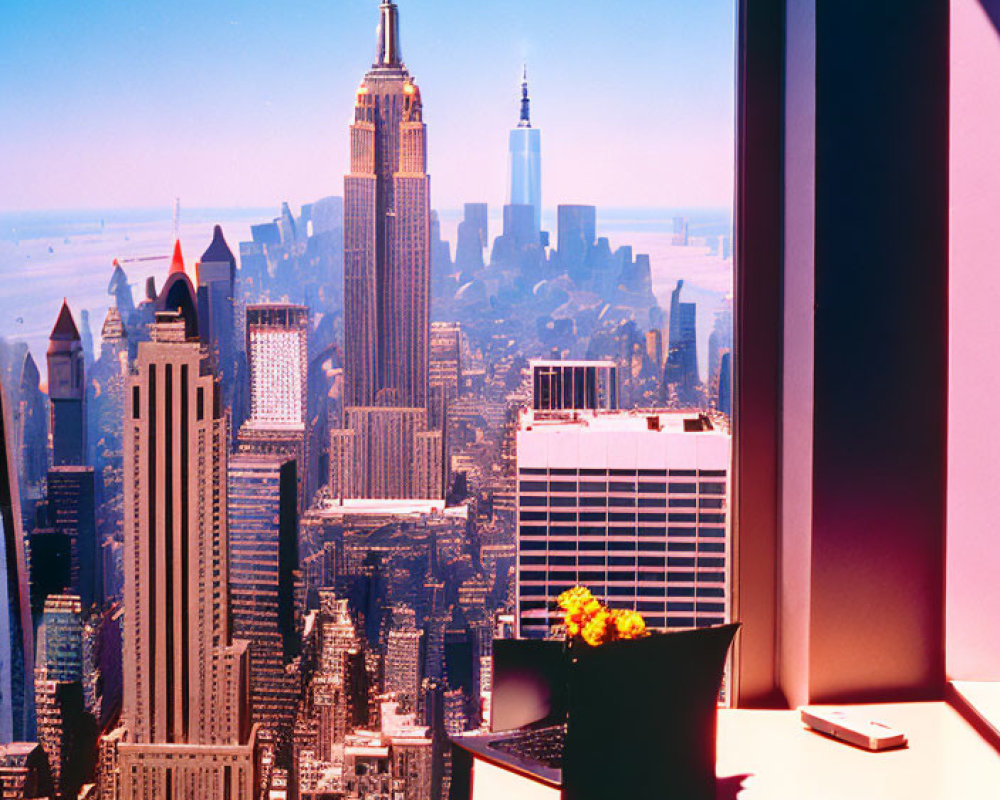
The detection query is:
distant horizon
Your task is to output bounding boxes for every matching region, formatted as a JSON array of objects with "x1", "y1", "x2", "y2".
[{"x1": 0, "y1": 1, "x2": 735, "y2": 212}]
